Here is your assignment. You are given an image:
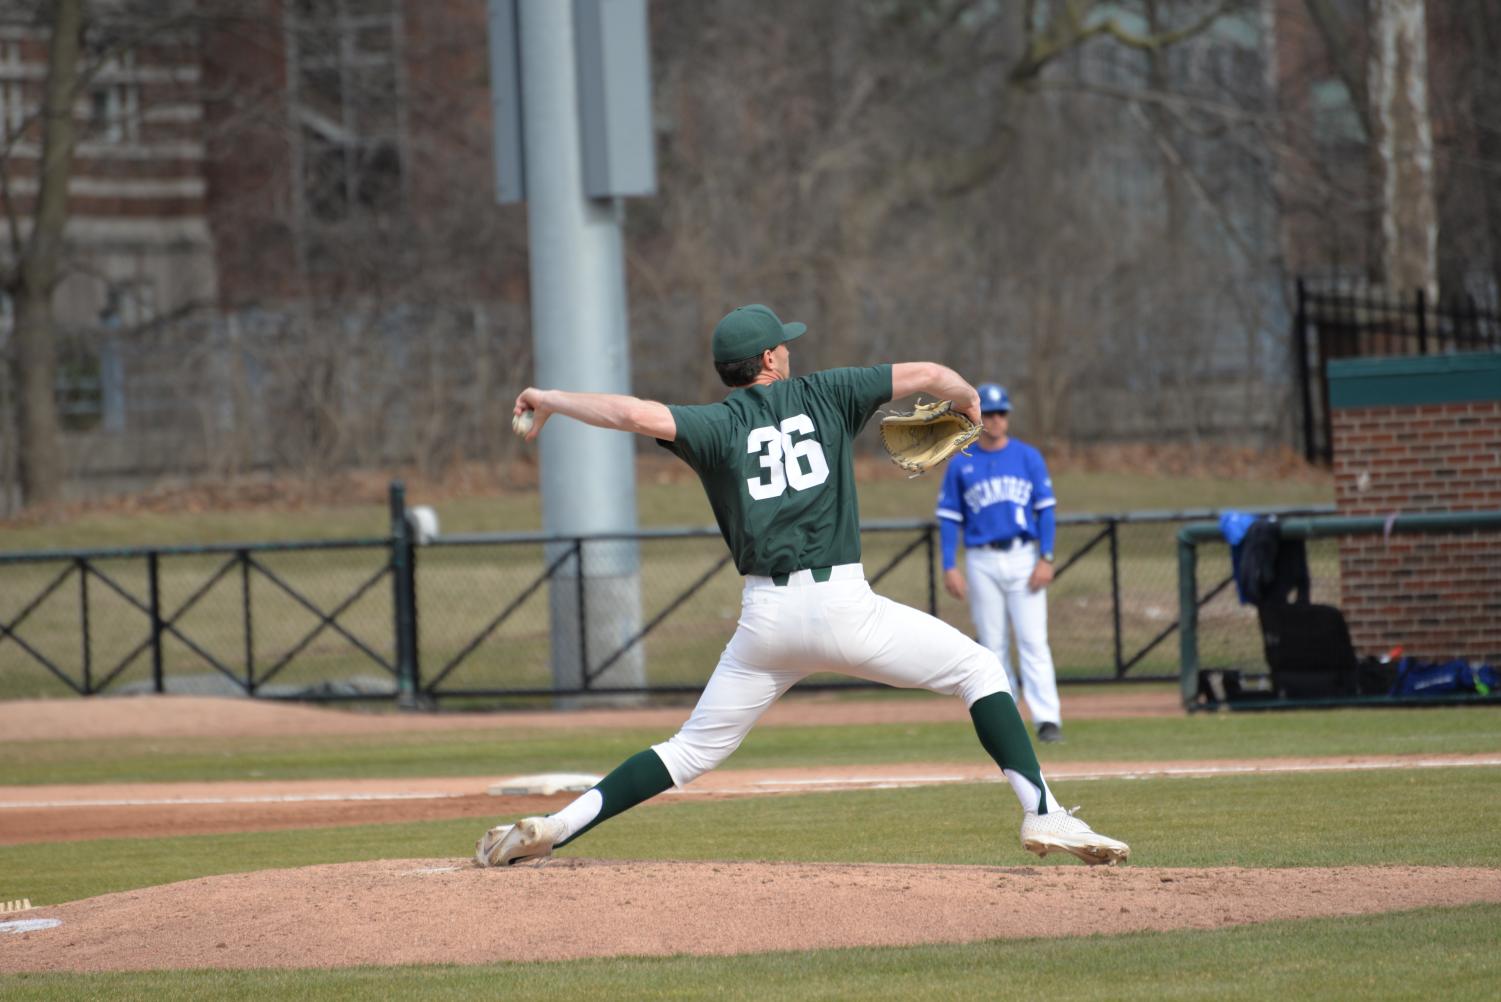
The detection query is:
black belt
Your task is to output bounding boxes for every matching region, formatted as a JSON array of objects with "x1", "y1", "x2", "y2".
[{"x1": 983, "y1": 538, "x2": 1030, "y2": 551}]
